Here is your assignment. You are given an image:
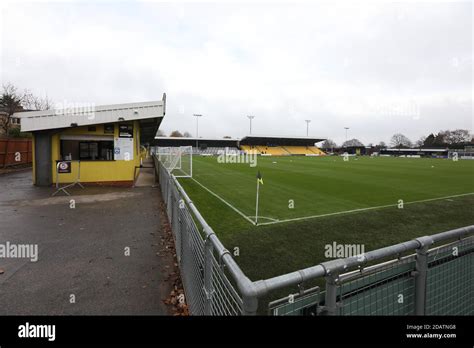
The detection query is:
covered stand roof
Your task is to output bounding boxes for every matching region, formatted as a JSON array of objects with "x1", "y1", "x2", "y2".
[
  {"x1": 153, "y1": 135, "x2": 326, "y2": 147},
  {"x1": 14, "y1": 94, "x2": 166, "y2": 144},
  {"x1": 383, "y1": 148, "x2": 448, "y2": 152},
  {"x1": 152, "y1": 136, "x2": 239, "y2": 147},
  {"x1": 240, "y1": 135, "x2": 326, "y2": 146}
]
